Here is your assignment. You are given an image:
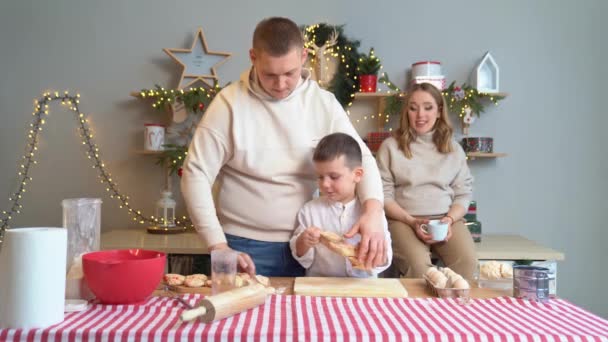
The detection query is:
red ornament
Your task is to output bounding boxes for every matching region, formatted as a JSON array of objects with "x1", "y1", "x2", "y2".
[
  {"x1": 177, "y1": 167, "x2": 183, "y2": 177},
  {"x1": 198, "y1": 103, "x2": 205, "y2": 110}
]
